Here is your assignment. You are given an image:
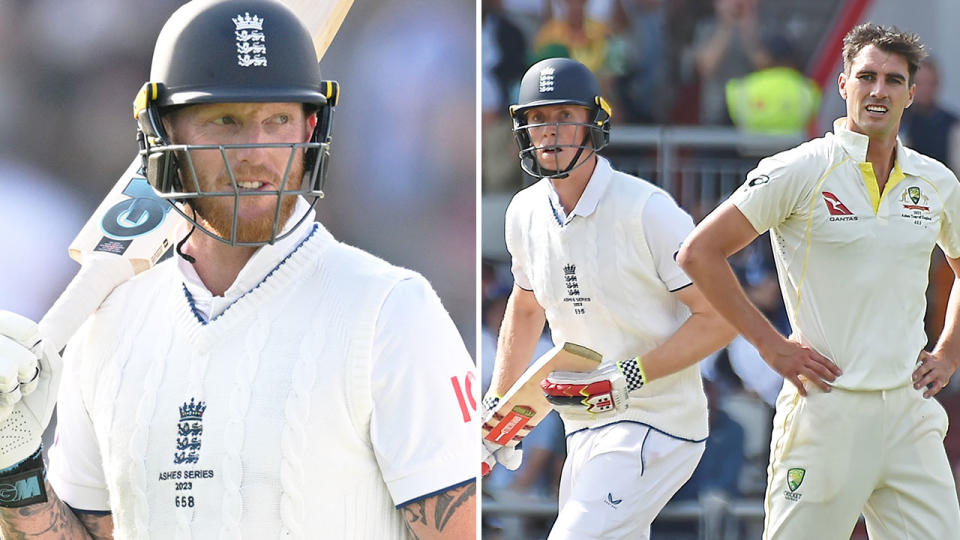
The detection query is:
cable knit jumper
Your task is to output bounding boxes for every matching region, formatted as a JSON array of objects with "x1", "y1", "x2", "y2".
[{"x1": 49, "y1": 223, "x2": 473, "y2": 539}]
